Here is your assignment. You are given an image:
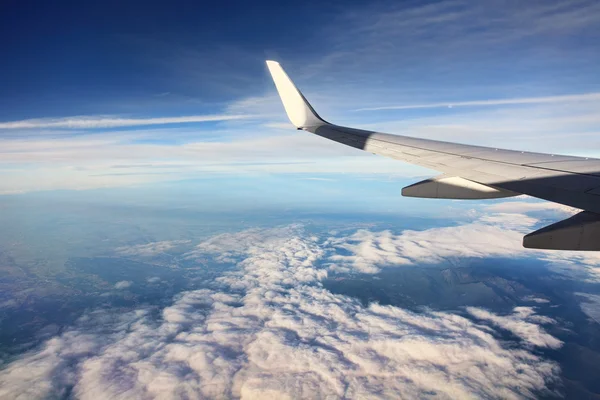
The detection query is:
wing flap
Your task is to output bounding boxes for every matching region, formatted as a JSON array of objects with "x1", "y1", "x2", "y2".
[
  {"x1": 524, "y1": 211, "x2": 600, "y2": 250},
  {"x1": 402, "y1": 175, "x2": 517, "y2": 199}
]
